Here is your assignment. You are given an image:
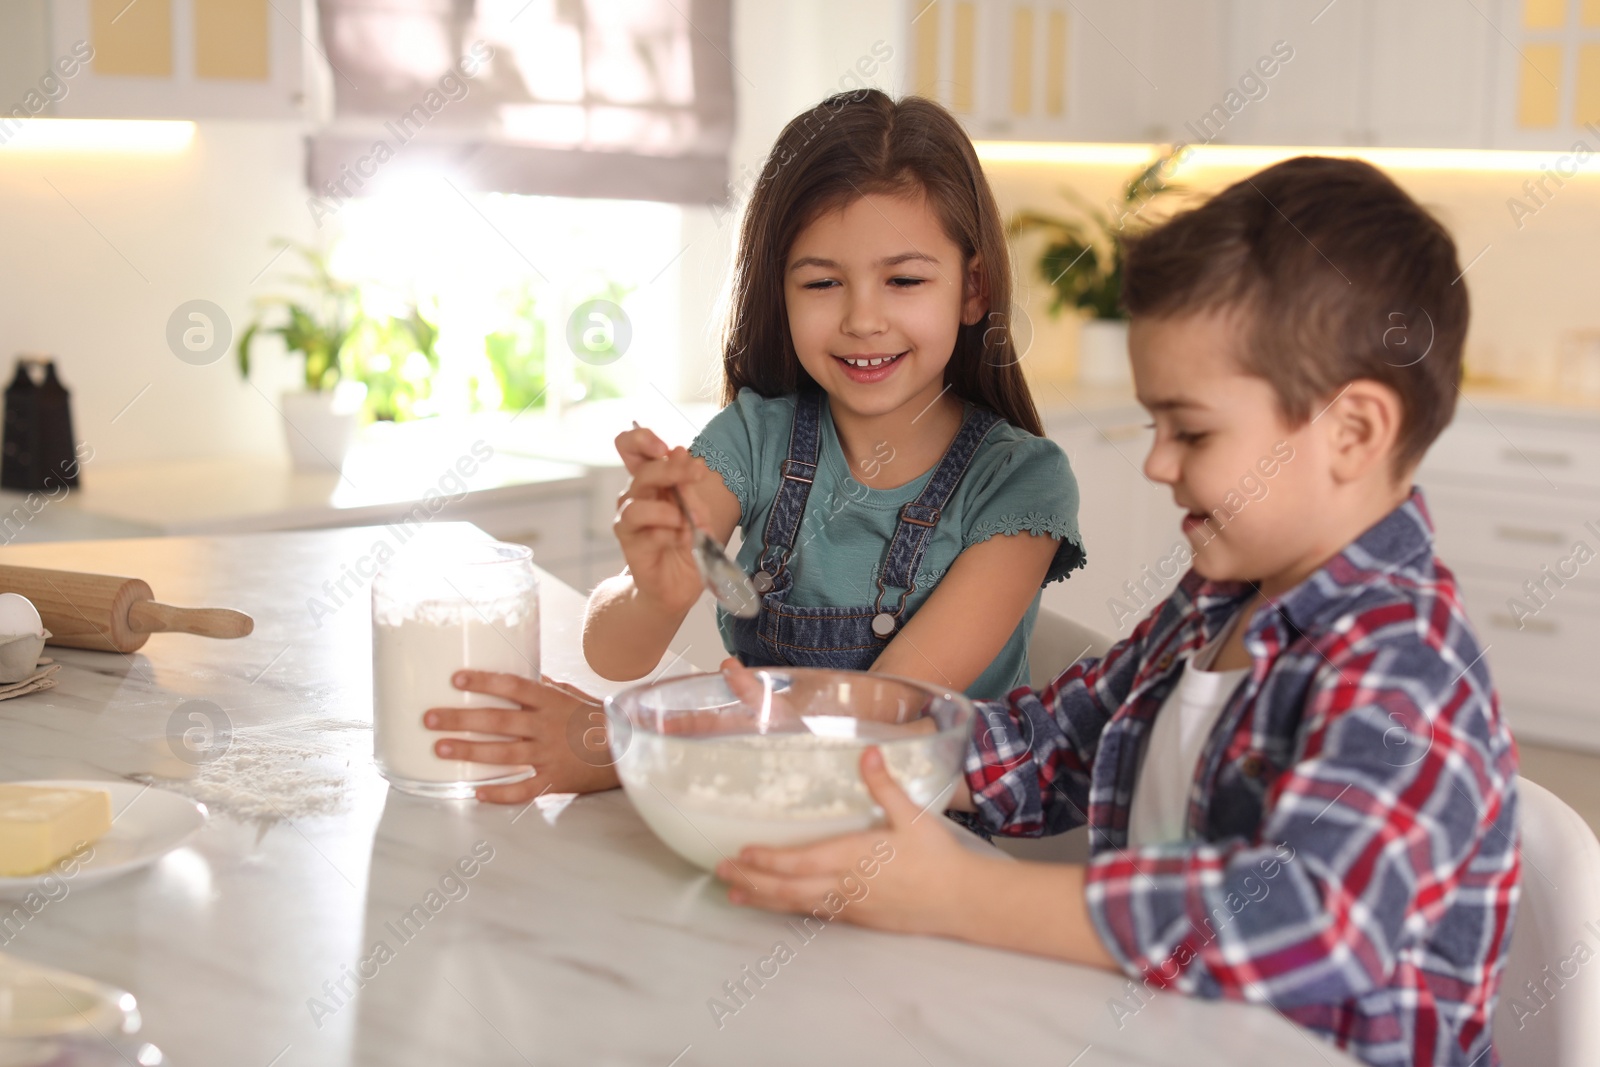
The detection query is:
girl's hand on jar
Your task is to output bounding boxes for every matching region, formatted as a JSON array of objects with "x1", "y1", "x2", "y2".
[{"x1": 425, "y1": 670, "x2": 620, "y2": 802}]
